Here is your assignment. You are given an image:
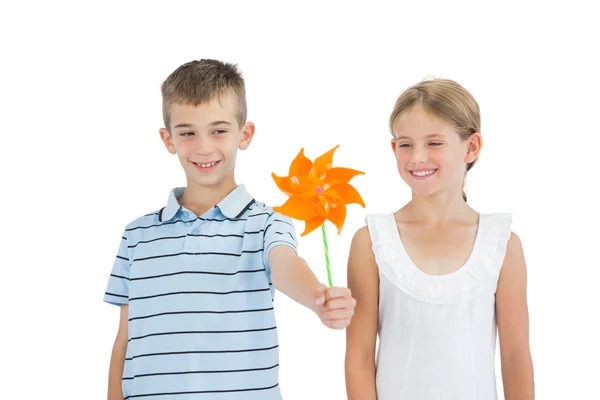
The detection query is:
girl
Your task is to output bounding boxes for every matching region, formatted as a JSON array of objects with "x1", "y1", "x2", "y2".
[{"x1": 345, "y1": 79, "x2": 534, "y2": 399}]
